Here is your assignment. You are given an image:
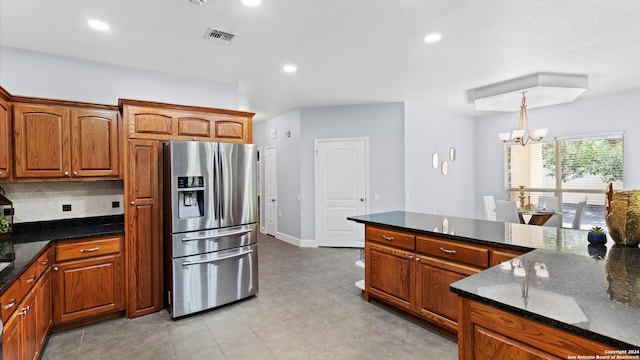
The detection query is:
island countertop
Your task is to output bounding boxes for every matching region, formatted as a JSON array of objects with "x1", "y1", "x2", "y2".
[{"x1": 348, "y1": 211, "x2": 640, "y2": 350}]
